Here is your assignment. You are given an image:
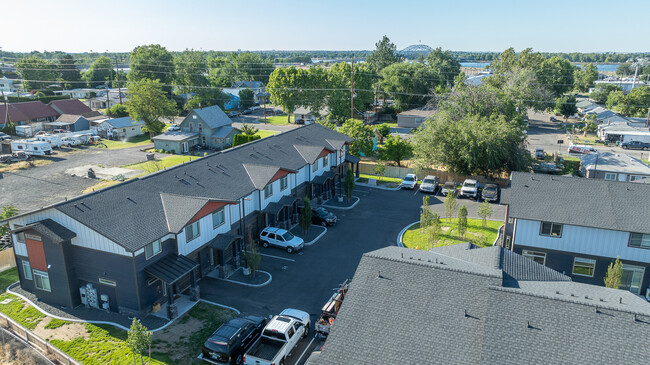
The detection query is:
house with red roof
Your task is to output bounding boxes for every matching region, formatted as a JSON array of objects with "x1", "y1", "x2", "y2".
[{"x1": 0, "y1": 101, "x2": 59, "y2": 127}]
